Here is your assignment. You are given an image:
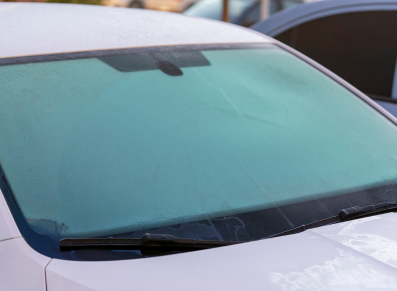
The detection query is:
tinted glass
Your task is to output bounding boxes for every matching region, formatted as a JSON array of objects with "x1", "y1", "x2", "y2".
[
  {"x1": 2, "y1": 44, "x2": 397, "y2": 261},
  {"x1": 281, "y1": 0, "x2": 303, "y2": 10},
  {"x1": 242, "y1": 3, "x2": 260, "y2": 27},
  {"x1": 184, "y1": 0, "x2": 257, "y2": 22},
  {"x1": 184, "y1": 0, "x2": 301, "y2": 25},
  {"x1": 276, "y1": 11, "x2": 397, "y2": 98}
]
